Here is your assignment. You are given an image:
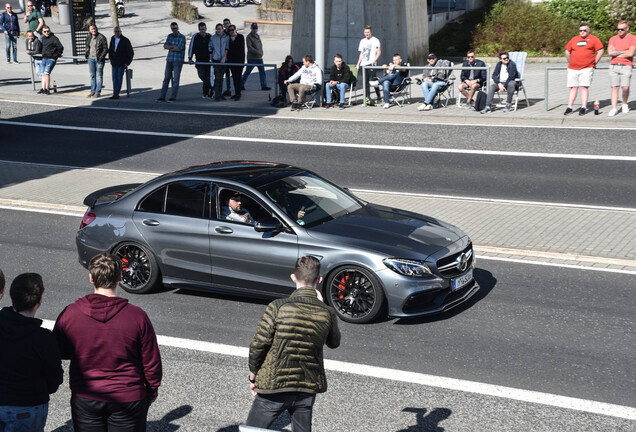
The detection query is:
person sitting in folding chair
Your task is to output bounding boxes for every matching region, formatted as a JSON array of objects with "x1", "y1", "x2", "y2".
[
  {"x1": 285, "y1": 54, "x2": 323, "y2": 111},
  {"x1": 377, "y1": 53, "x2": 408, "y2": 109},
  {"x1": 324, "y1": 53, "x2": 353, "y2": 109},
  {"x1": 418, "y1": 53, "x2": 452, "y2": 111},
  {"x1": 480, "y1": 51, "x2": 519, "y2": 114}
]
